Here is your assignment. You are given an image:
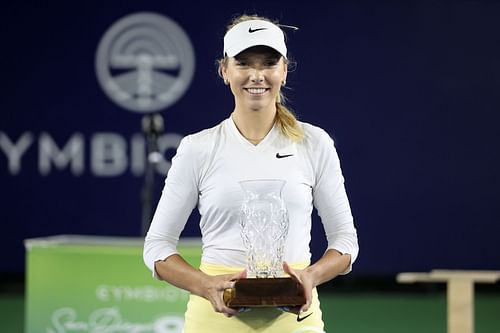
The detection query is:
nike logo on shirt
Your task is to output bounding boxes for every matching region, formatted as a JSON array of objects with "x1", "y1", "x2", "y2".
[{"x1": 276, "y1": 153, "x2": 294, "y2": 159}]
